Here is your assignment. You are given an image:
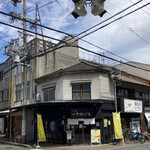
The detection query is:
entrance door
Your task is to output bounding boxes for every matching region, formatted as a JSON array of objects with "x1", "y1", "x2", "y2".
[{"x1": 71, "y1": 121, "x2": 93, "y2": 144}]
